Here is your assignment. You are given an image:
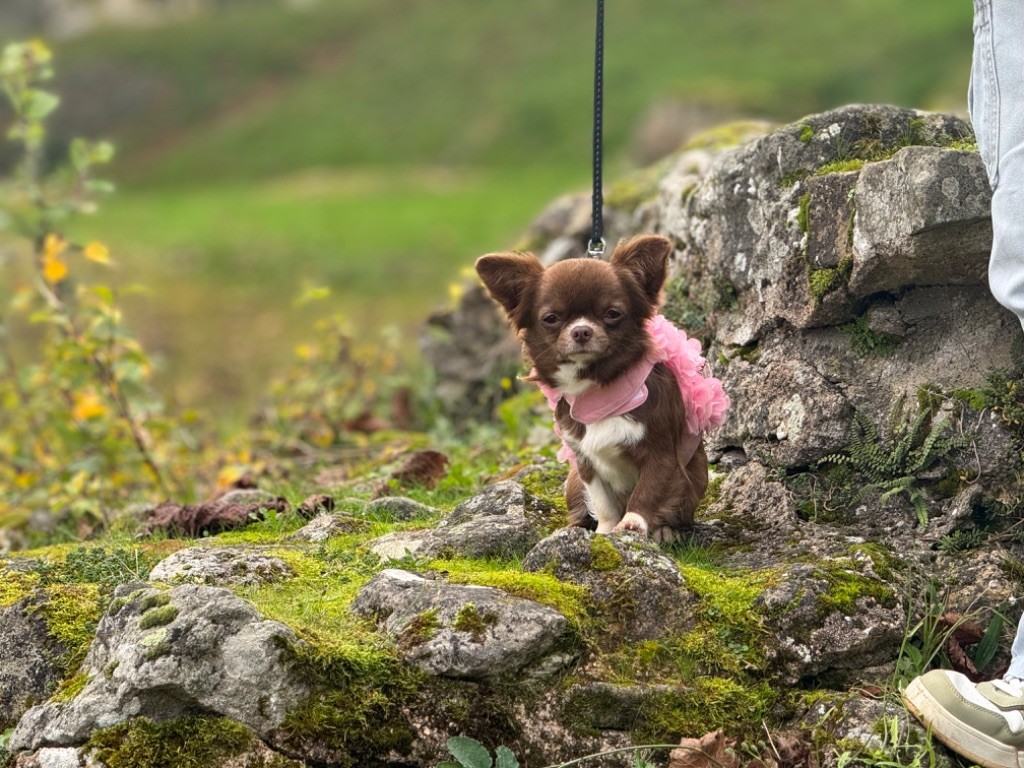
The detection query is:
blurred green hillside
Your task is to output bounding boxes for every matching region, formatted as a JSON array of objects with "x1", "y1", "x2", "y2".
[{"x1": 26, "y1": 0, "x2": 972, "y2": 414}]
